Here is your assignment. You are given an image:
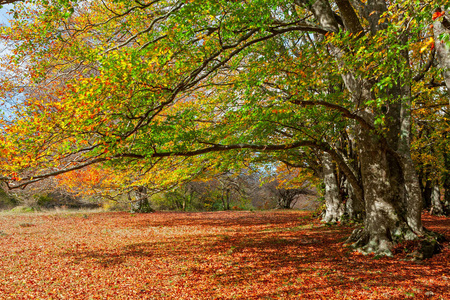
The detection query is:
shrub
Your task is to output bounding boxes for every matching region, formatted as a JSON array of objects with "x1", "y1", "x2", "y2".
[
  {"x1": 0, "y1": 188, "x2": 19, "y2": 209},
  {"x1": 10, "y1": 206, "x2": 38, "y2": 213}
]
